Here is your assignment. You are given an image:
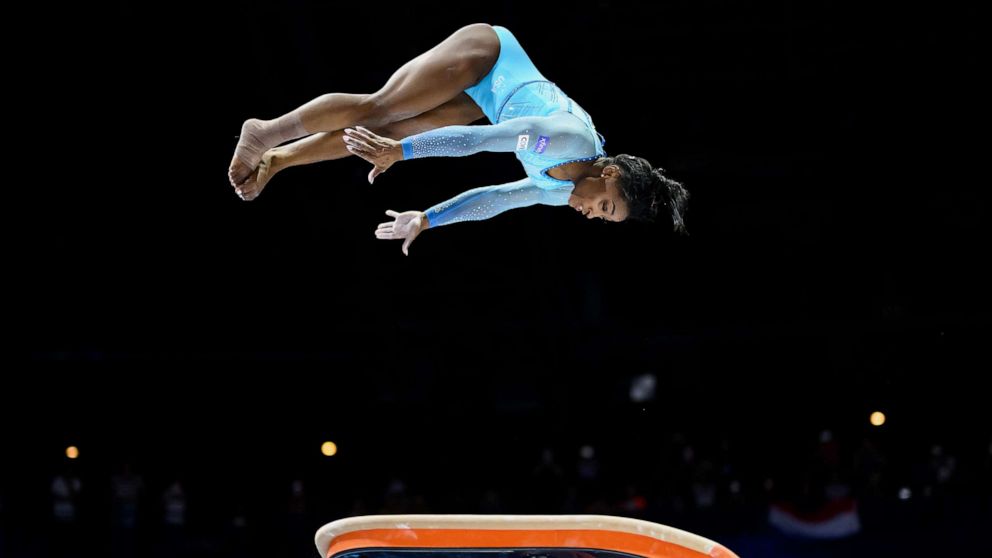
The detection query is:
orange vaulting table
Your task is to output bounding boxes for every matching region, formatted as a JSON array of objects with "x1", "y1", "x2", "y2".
[{"x1": 315, "y1": 515, "x2": 739, "y2": 558}]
